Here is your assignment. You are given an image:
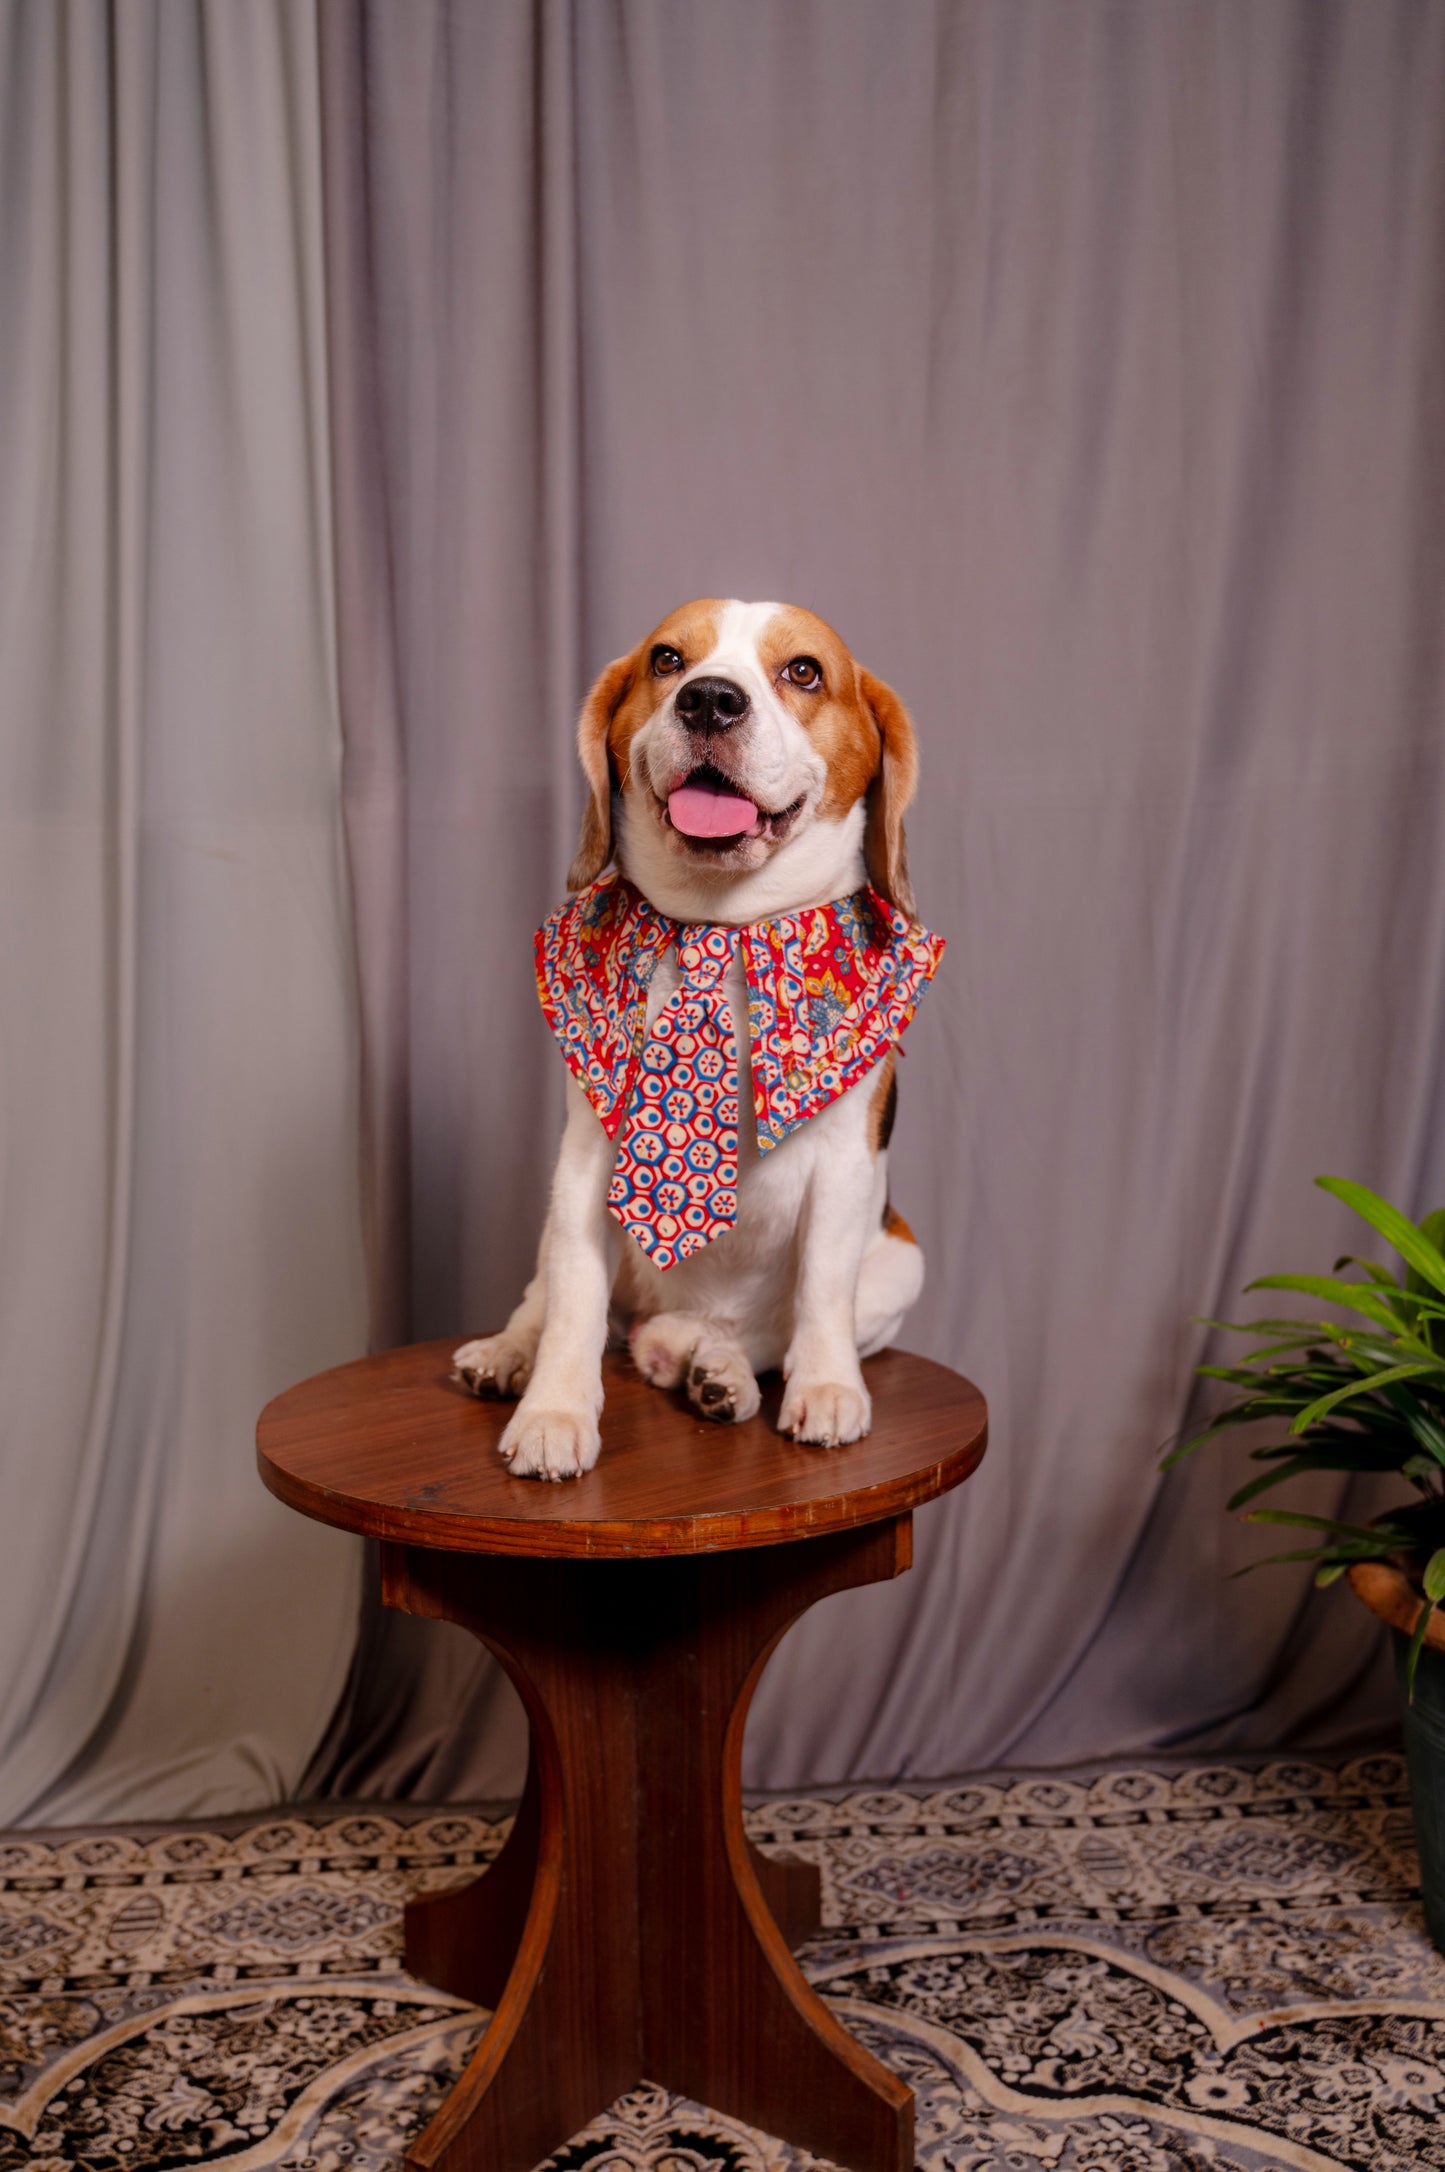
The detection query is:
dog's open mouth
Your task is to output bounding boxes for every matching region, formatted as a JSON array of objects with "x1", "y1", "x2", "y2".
[{"x1": 664, "y1": 766, "x2": 803, "y2": 850}]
